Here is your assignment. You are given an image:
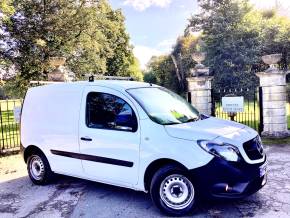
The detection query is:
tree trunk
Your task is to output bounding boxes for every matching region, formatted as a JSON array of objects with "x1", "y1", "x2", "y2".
[{"x1": 170, "y1": 54, "x2": 184, "y2": 90}]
